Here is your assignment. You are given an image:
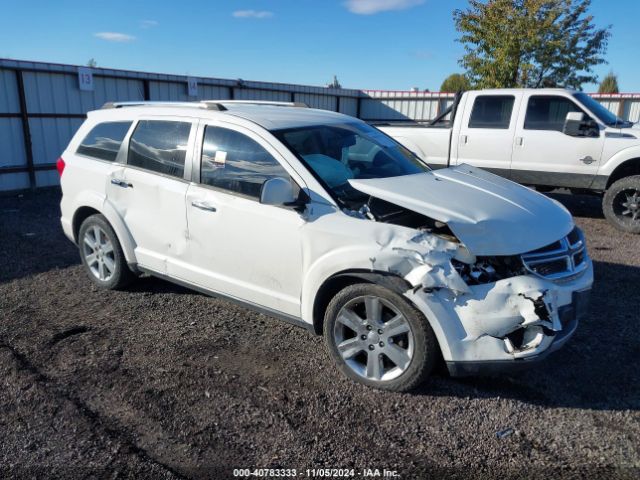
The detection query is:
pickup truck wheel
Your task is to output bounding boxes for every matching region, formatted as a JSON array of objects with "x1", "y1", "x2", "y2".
[
  {"x1": 78, "y1": 214, "x2": 135, "y2": 289},
  {"x1": 603, "y1": 175, "x2": 640, "y2": 234},
  {"x1": 324, "y1": 283, "x2": 437, "y2": 392}
]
